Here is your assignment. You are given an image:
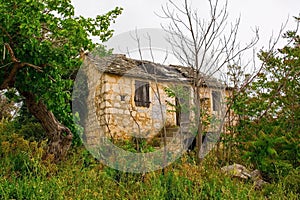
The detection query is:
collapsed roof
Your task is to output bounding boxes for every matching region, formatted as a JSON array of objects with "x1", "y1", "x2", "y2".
[{"x1": 87, "y1": 54, "x2": 226, "y2": 89}]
